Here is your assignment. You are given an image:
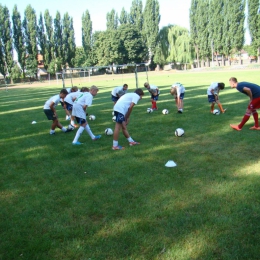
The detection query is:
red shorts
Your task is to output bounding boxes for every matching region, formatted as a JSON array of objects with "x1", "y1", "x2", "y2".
[{"x1": 248, "y1": 97, "x2": 260, "y2": 110}]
